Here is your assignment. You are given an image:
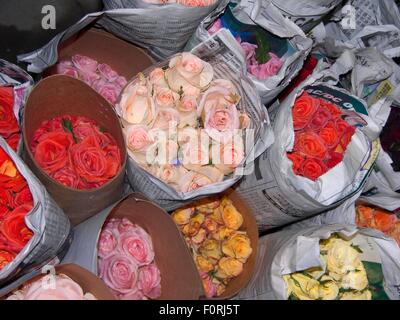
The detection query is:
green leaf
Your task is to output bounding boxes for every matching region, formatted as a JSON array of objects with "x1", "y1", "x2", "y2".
[
  {"x1": 62, "y1": 118, "x2": 78, "y2": 143},
  {"x1": 255, "y1": 31, "x2": 270, "y2": 65}
]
